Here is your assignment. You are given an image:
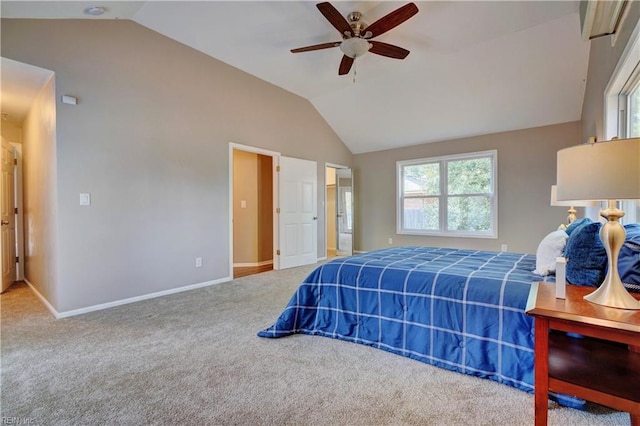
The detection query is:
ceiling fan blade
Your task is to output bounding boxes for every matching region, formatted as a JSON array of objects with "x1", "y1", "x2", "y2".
[
  {"x1": 369, "y1": 41, "x2": 410, "y2": 59},
  {"x1": 364, "y1": 2, "x2": 419, "y2": 39},
  {"x1": 291, "y1": 42, "x2": 341, "y2": 53},
  {"x1": 338, "y1": 55, "x2": 354, "y2": 75},
  {"x1": 317, "y1": 2, "x2": 353, "y2": 38}
]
